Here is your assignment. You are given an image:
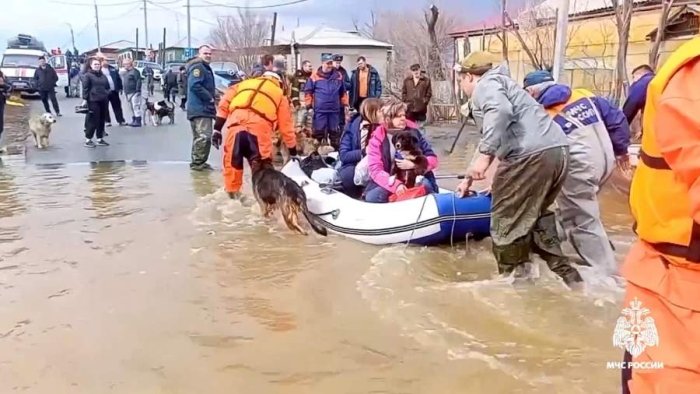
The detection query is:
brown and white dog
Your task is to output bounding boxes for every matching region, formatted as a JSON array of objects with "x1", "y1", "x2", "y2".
[{"x1": 28, "y1": 113, "x2": 57, "y2": 149}]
